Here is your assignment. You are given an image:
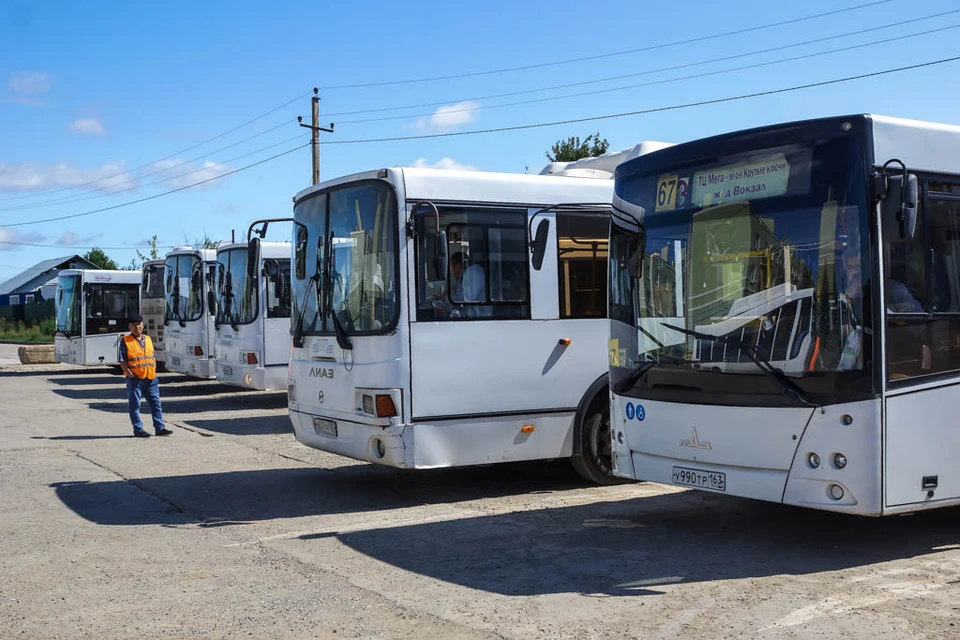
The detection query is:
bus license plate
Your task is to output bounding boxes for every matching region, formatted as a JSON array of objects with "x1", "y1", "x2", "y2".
[
  {"x1": 313, "y1": 418, "x2": 338, "y2": 438},
  {"x1": 672, "y1": 466, "x2": 726, "y2": 492},
  {"x1": 222, "y1": 366, "x2": 233, "y2": 376}
]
